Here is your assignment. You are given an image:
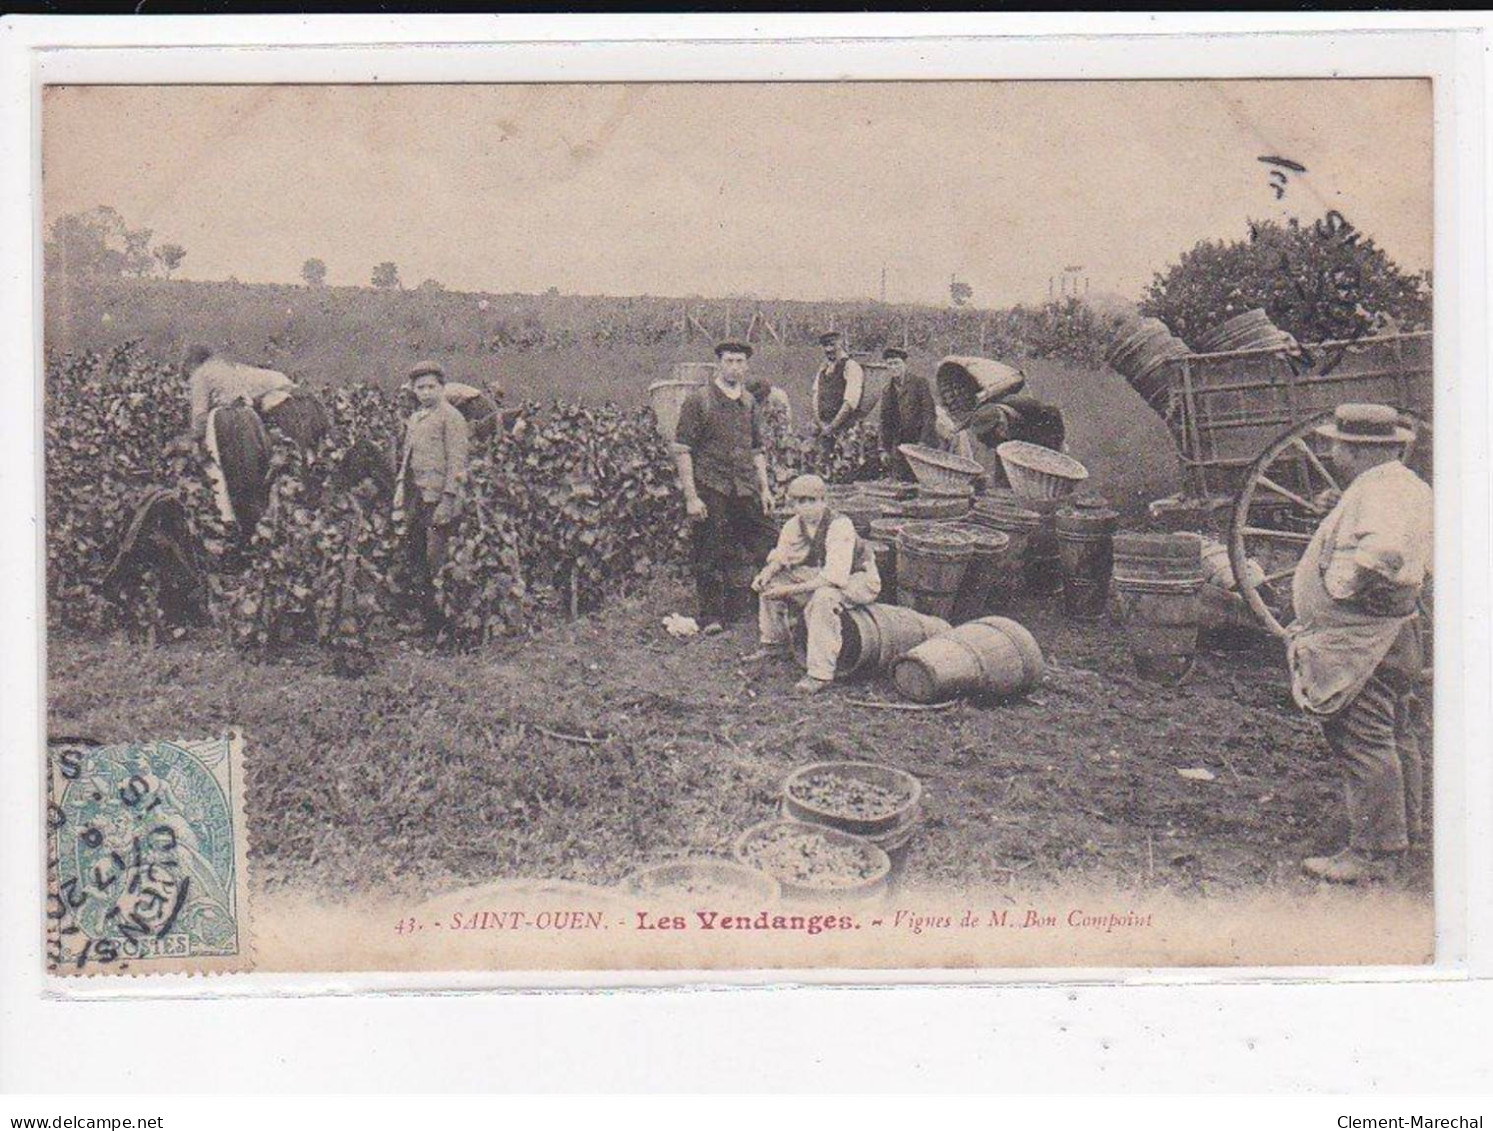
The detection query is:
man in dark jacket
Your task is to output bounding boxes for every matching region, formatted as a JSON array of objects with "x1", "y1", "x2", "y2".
[{"x1": 878, "y1": 347, "x2": 939, "y2": 481}]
